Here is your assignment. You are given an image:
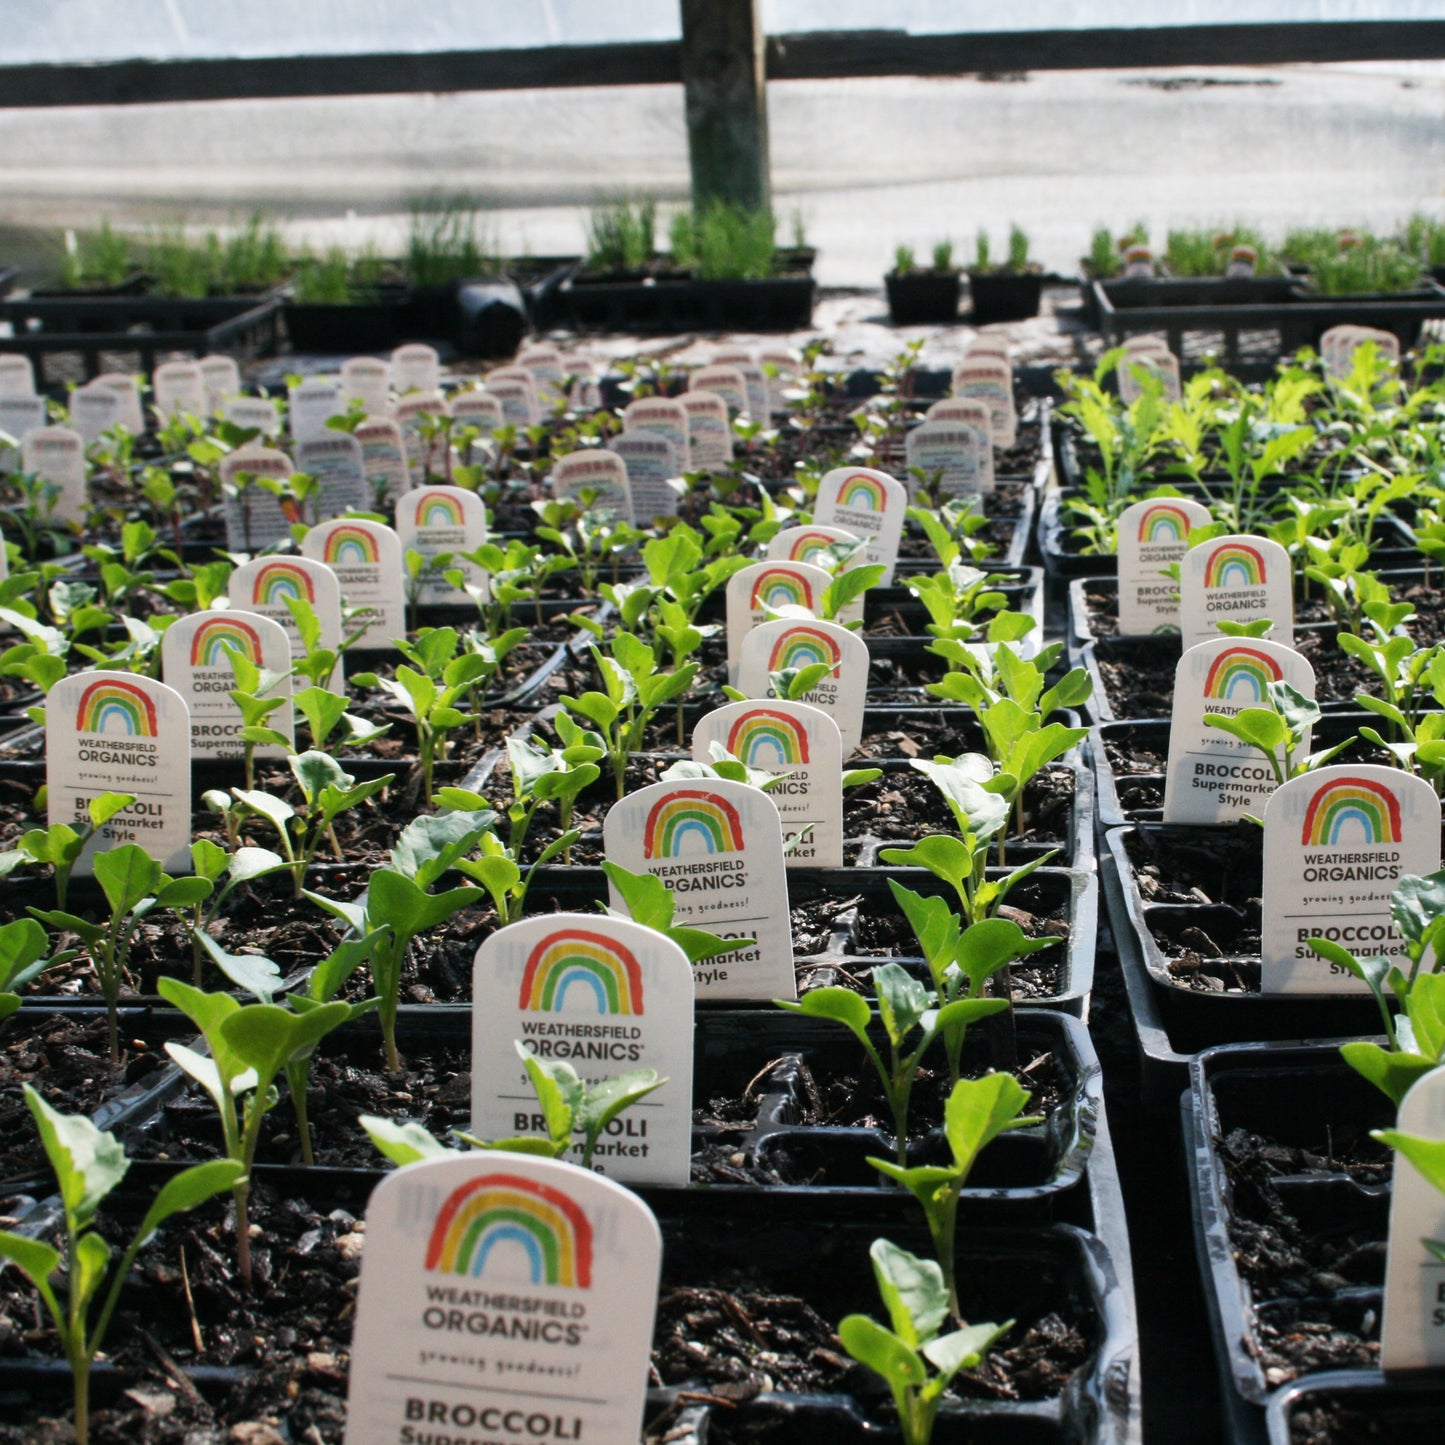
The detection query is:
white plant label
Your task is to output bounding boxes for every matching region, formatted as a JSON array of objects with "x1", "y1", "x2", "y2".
[
  {"x1": 340, "y1": 357, "x2": 391, "y2": 418},
  {"x1": 69, "y1": 384, "x2": 123, "y2": 446},
  {"x1": 736, "y1": 618, "x2": 869, "y2": 756},
  {"x1": 228, "y1": 555, "x2": 345, "y2": 694},
  {"x1": 1225, "y1": 245, "x2": 1257, "y2": 279},
  {"x1": 390, "y1": 343, "x2": 440, "y2": 397},
  {"x1": 725, "y1": 560, "x2": 832, "y2": 684},
  {"x1": 965, "y1": 338, "x2": 1013, "y2": 365},
  {"x1": 950, "y1": 359, "x2": 1016, "y2": 448},
  {"x1": 689, "y1": 365, "x2": 749, "y2": 417},
  {"x1": 1179, "y1": 534, "x2": 1294, "y2": 650},
  {"x1": 471, "y1": 914, "x2": 693, "y2": 1186},
  {"x1": 356, "y1": 417, "x2": 410, "y2": 506},
  {"x1": 288, "y1": 376, "x2": 342, "y2": 446},
  {"x1": 815, "y1": 466, "x2": 907, "y2": 586},
  {"x1": 21, "y1": 426, "x2": 87, "y2": 523},
  {"x1": 1381, "y1": 1064, "x2": 1445, "y2": 1371},
  {"x1": 1261, "y1": 765, "x2": 1441, "y2": 993},
  {"x1": 0, "y1": 355, "x2": 35, "y2": 396},
  {"x1": 1119, "y1": 349, "x2": 1182, "y2": 404},
  {"x1": 1322, "y1": 324, "x2": 1400, "y2": 380},
  {"x1": 1117, "y1": 497, "x2": 1212, "y2": 635},
  {"x1": 47, "y1": 671, "x2": 192, "y2": 874},
  {"x1": 301, "y1": 517, "x2": 406, "y2": 650},
  {"x1": 551, "y1": 450, "x2": 633, "y2": 522},
  {"x1": 925, "y1": 398, "x2": 997, "y2": 492},
  {"x1": 603, "y1": 777, "x2": 795, "y2": 1002},
  {"x1": 622, "y1": 398, "x2": 690, "y2": 471},
  {"x1": 221, "y1": 445, "x2": 294, "y2": 552},
  {"x1": 569, "y1": 360, "x2": 603, "y2": 412},
  {"x1": 904, "y1": 419, "x2": 988, "y2": 501},
  {"x1": 757, "y1": 347, "x2": 798, "y2": 415},
  {"x1": 766, "y1": 524, "x2": 863, "y2": 572},
  {"x1": 711, "y1": 355, "x2": 768, "y2": 423},
  {"x1": 94, "y1": 373, "x2": 145, "y2": 434},
  {"x1": 693, "y1": 700, "x2": 844, "y2": 868},
  {"x1": 1123, "y1": 246, "x2": 1154, "y2": 278},
  {"x1": 396, "y1": 486, "x2": 489, "y2": 606},
  {"x1": 451, "y1": 389, "x2": 505, "y2": 437},
  {"x1": 611, "y1": 432, "x2": 679, "y2": 522},
  {"x1": 198, "y1": 355, "x2": 240, "y2": 416},
  {"x1": 296, "y1": 433, "x2": 368, "y2": 521},
  {"x1": 680, "y1": 391, "x2": 733, "y2": 471},
  {"x1": 516, "y1": 344, "x2": 567, "y2": 408},
  {"x1": 1162, "y1": 638, "x2": 1316, "y2": 825},
  {"x1": 344, "y1": 1153, "x2": 660, "y2": 1445},
  {"x1": 222, "y1": 396, "x2": 281, "y2": 440},
  {"x1": 0, "y1": 395, "x2": 47, "y2": 474},
  {"x1": 161, "y1": 611, "x2": 294, "y2": 761},
  {"x1": 395, "y1": 393, "x2": 449, "y2": 489},
  {"x1": 485, "y1": 370, "x2": 541, "y2": 427},
  {"x1": 153, "y1": 362, "x2": 206, "y2": 422},
  {"x1": 1124, "y1": 334, "x2": 1172, "y2": 357}
]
